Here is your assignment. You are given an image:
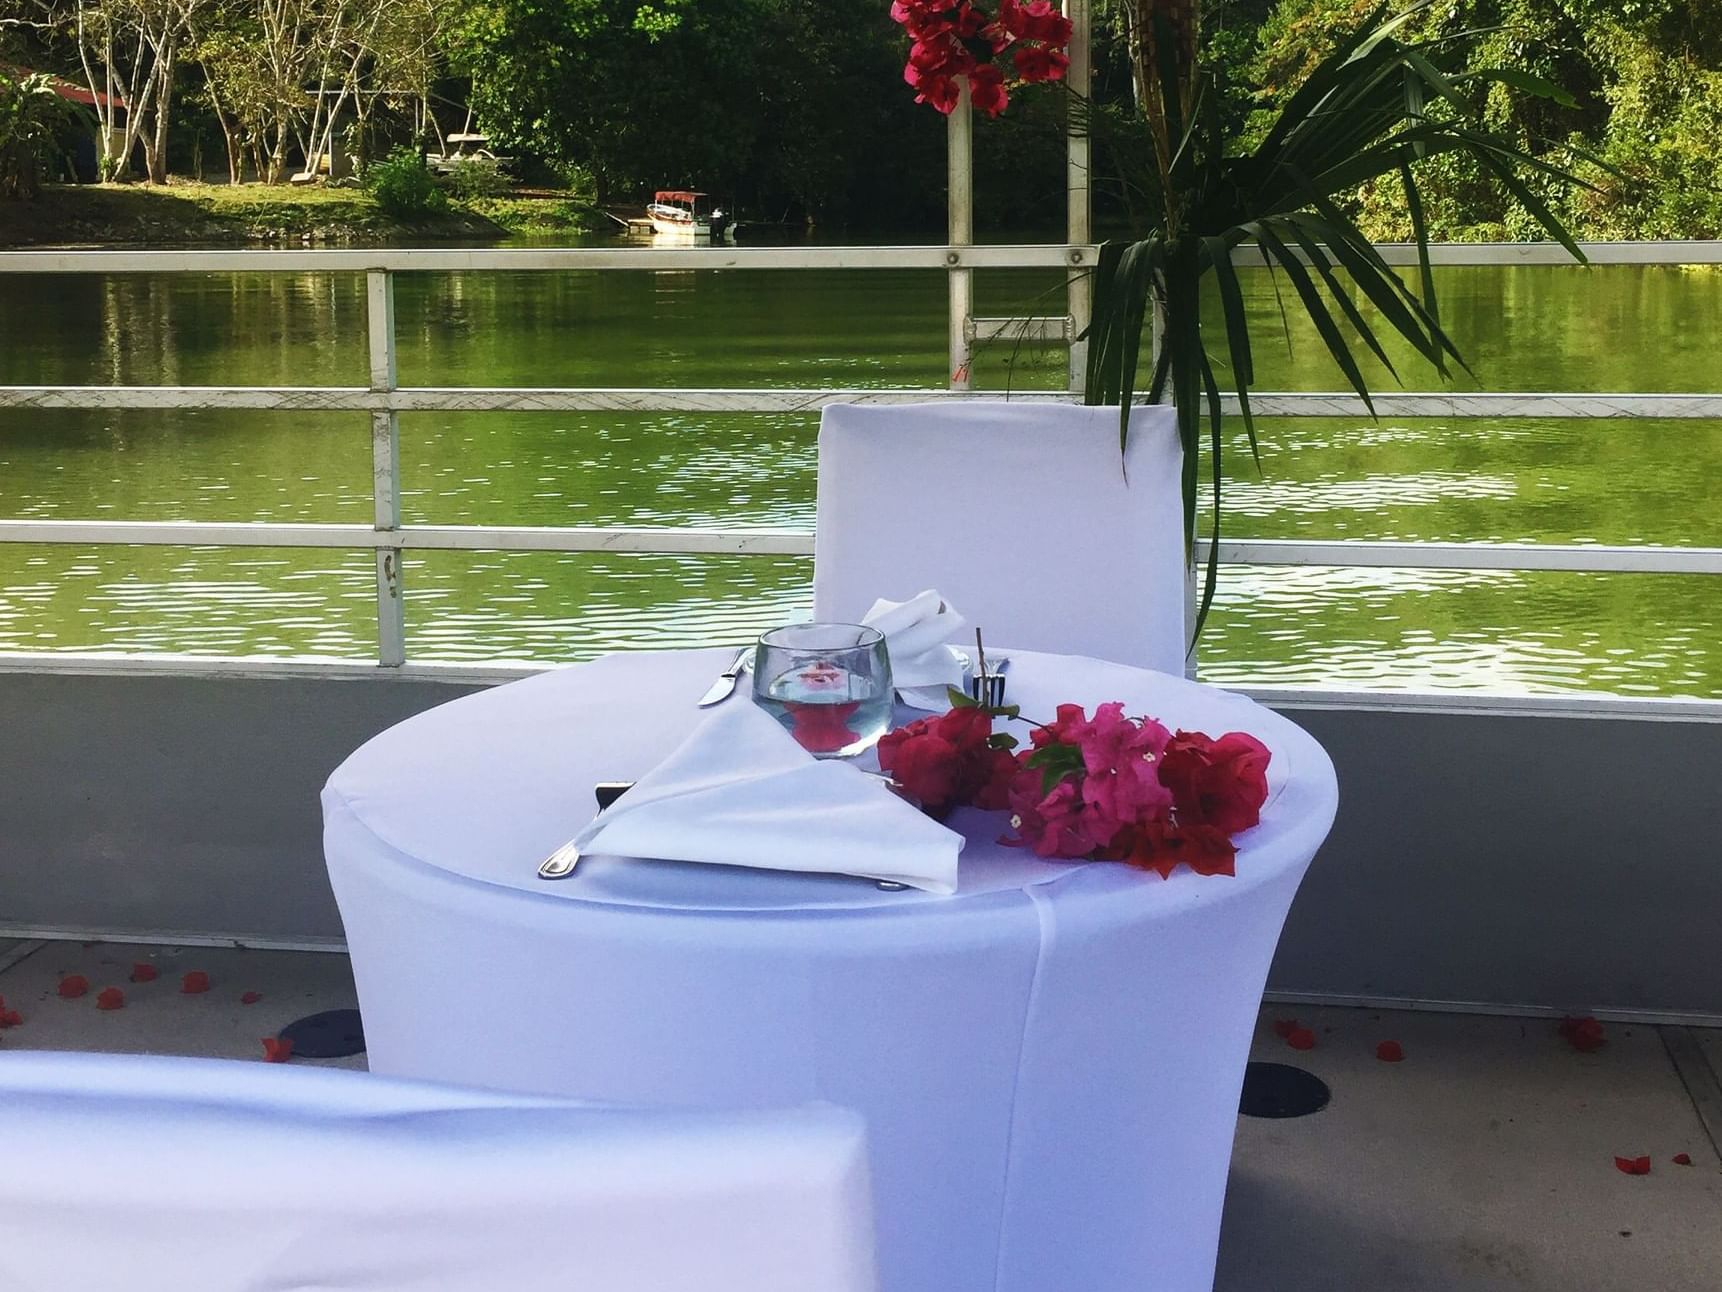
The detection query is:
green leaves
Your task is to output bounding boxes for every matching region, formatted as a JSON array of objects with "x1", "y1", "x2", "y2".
[
  {"x1": 1023, "y1": 740, "x2": 1084, "y2": 797},
  {"x1": 1082, "y1": 0, "x2": 1590, "y2": 644}
]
